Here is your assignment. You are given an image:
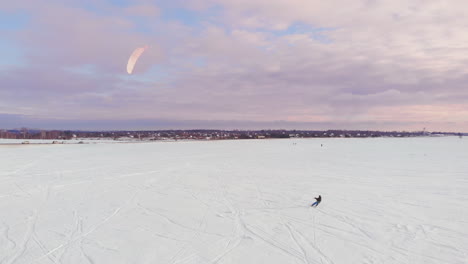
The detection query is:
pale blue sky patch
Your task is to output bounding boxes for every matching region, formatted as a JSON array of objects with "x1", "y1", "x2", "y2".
[
  {"x1": 126, "y1": 16, "x2": 155, "y2": 34},
  {"x1": 161, "y1": 5, "x2": 222, "y2": 27},
  {"x1": 271, "y1": 22, "x2": 336, "y2": 43},
  {"x1": 0, "y1": 11, "x2": 30, "y2": 31},
  {"x1": 108, "y1": 0, "x2": 133, "y2": 8},
  {"x1": 190, "y1": 57, "x2": 207, "y2": 67},
  {"x1": 0, "y1": 39, "x2": 26, "y2": 69},
  {"x1": 162, "y1": 8, "x2": 201, "y2": 26}
]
